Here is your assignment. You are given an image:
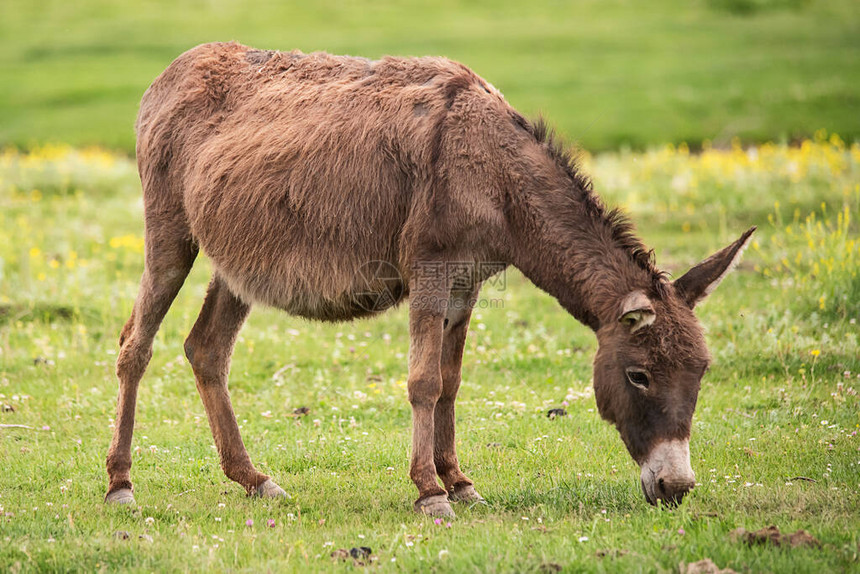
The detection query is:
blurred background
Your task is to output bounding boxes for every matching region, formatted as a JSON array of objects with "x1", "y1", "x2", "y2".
[{"x1": 1, "y1": 0, "x2": 858, "y2": 152}]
